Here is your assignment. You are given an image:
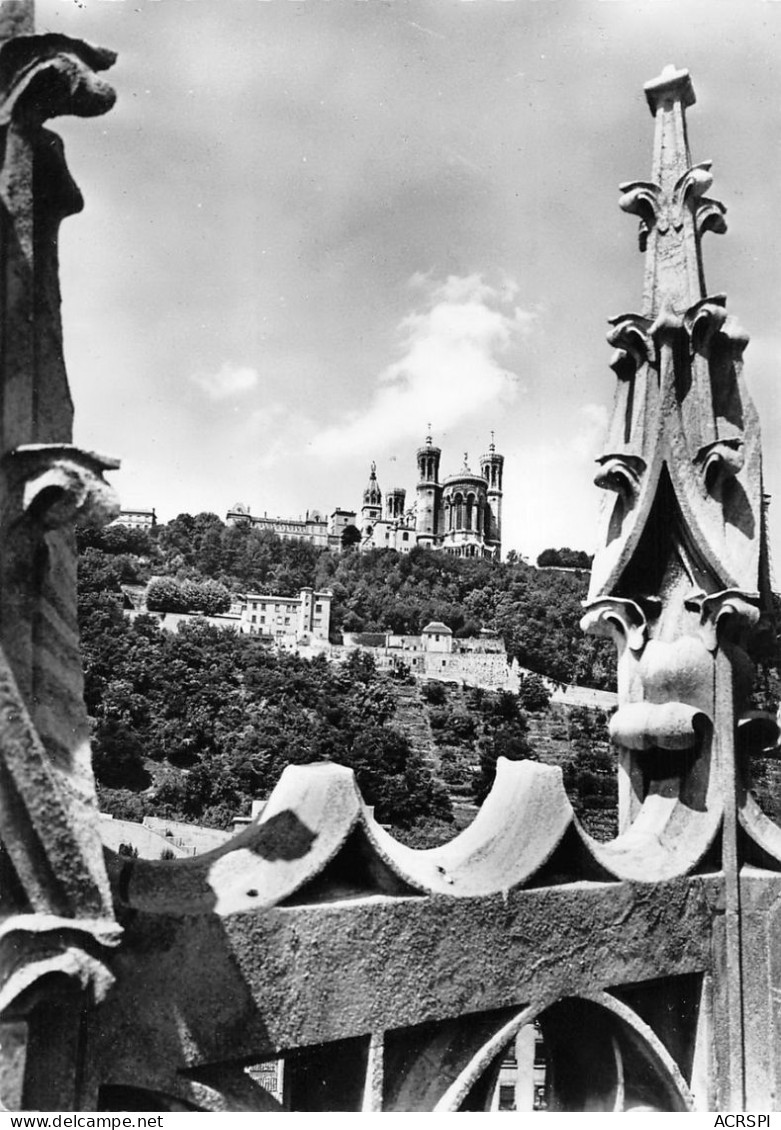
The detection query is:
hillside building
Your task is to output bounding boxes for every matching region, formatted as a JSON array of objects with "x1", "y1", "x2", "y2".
[
  {"x1": 123, "y1": 583, "x2": 331, "y2": 646},
  {"x1": 241, "y1": 587, "x2": 332, "y2": 644},
  {"x1": 357, "y1": 462, "x2": 417, "y2": 554},
  {"x1": 110, "y1": 507, "x2": 157, "y2": 530},
  {"x1": 359, "y1": 431, "x2": 504, "y2": 559},
  {"x1": 225, "y1": 503, "x2": 335, "y2": 549},
  {"x1": 343, "y1": 623, "x2": 518, "y2": 690},
  {"x1": 225, "y1": 502, "x2": 359, "y2": 551},
  {"x1": 225, "y1": 432, "x2": 504, "y2": 558}
]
